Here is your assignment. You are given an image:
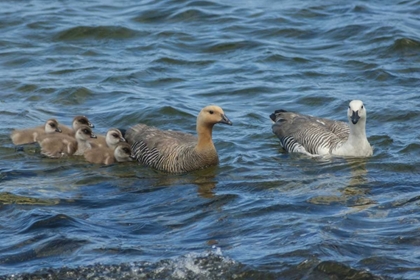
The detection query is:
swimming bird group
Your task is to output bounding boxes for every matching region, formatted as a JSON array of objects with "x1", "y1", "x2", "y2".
[
  {"x1": 10, "y1": 101, "x2": 372, "y2": 173},
  {"x1": 11, "y1": 116, "x2": 134, "y2": 165}
]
